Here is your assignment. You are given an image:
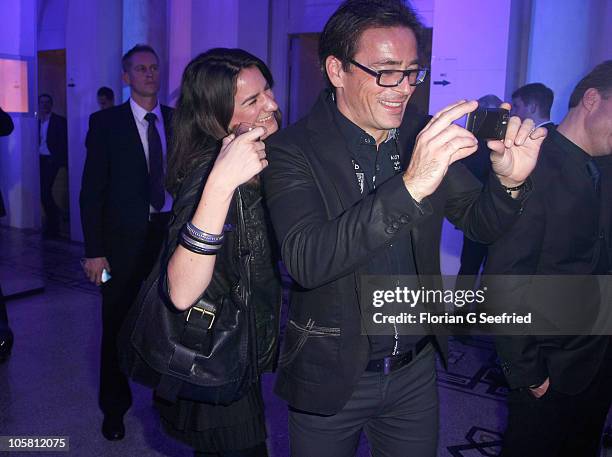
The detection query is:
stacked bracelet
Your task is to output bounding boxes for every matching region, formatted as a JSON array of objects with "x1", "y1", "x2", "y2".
[
  {"x1": 185, "y1": 221, "x2": 224, "y2": 244},
  {"x1": 180, "y1": 221, "x2": 225, "y2": 255}
]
